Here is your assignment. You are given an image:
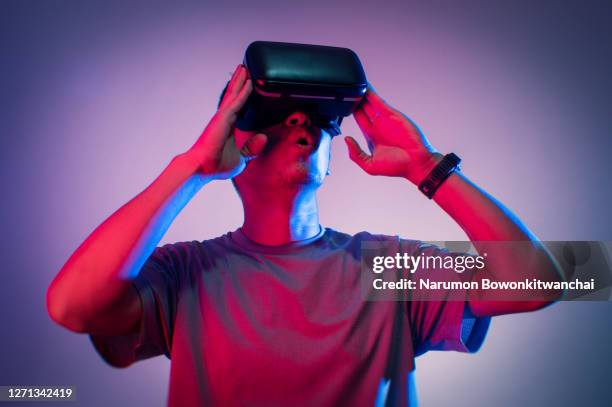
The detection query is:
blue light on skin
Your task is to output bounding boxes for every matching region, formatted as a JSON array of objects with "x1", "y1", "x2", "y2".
[
  {"x1": 120, "y1": 111, "x2": 336, "y2": 278},
  {"x1": 119, "y1": 171, "x2": 208, "y2": 279},
  {"x1": 232, "y1": 111, "x2": 336, "y2": 245}
]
